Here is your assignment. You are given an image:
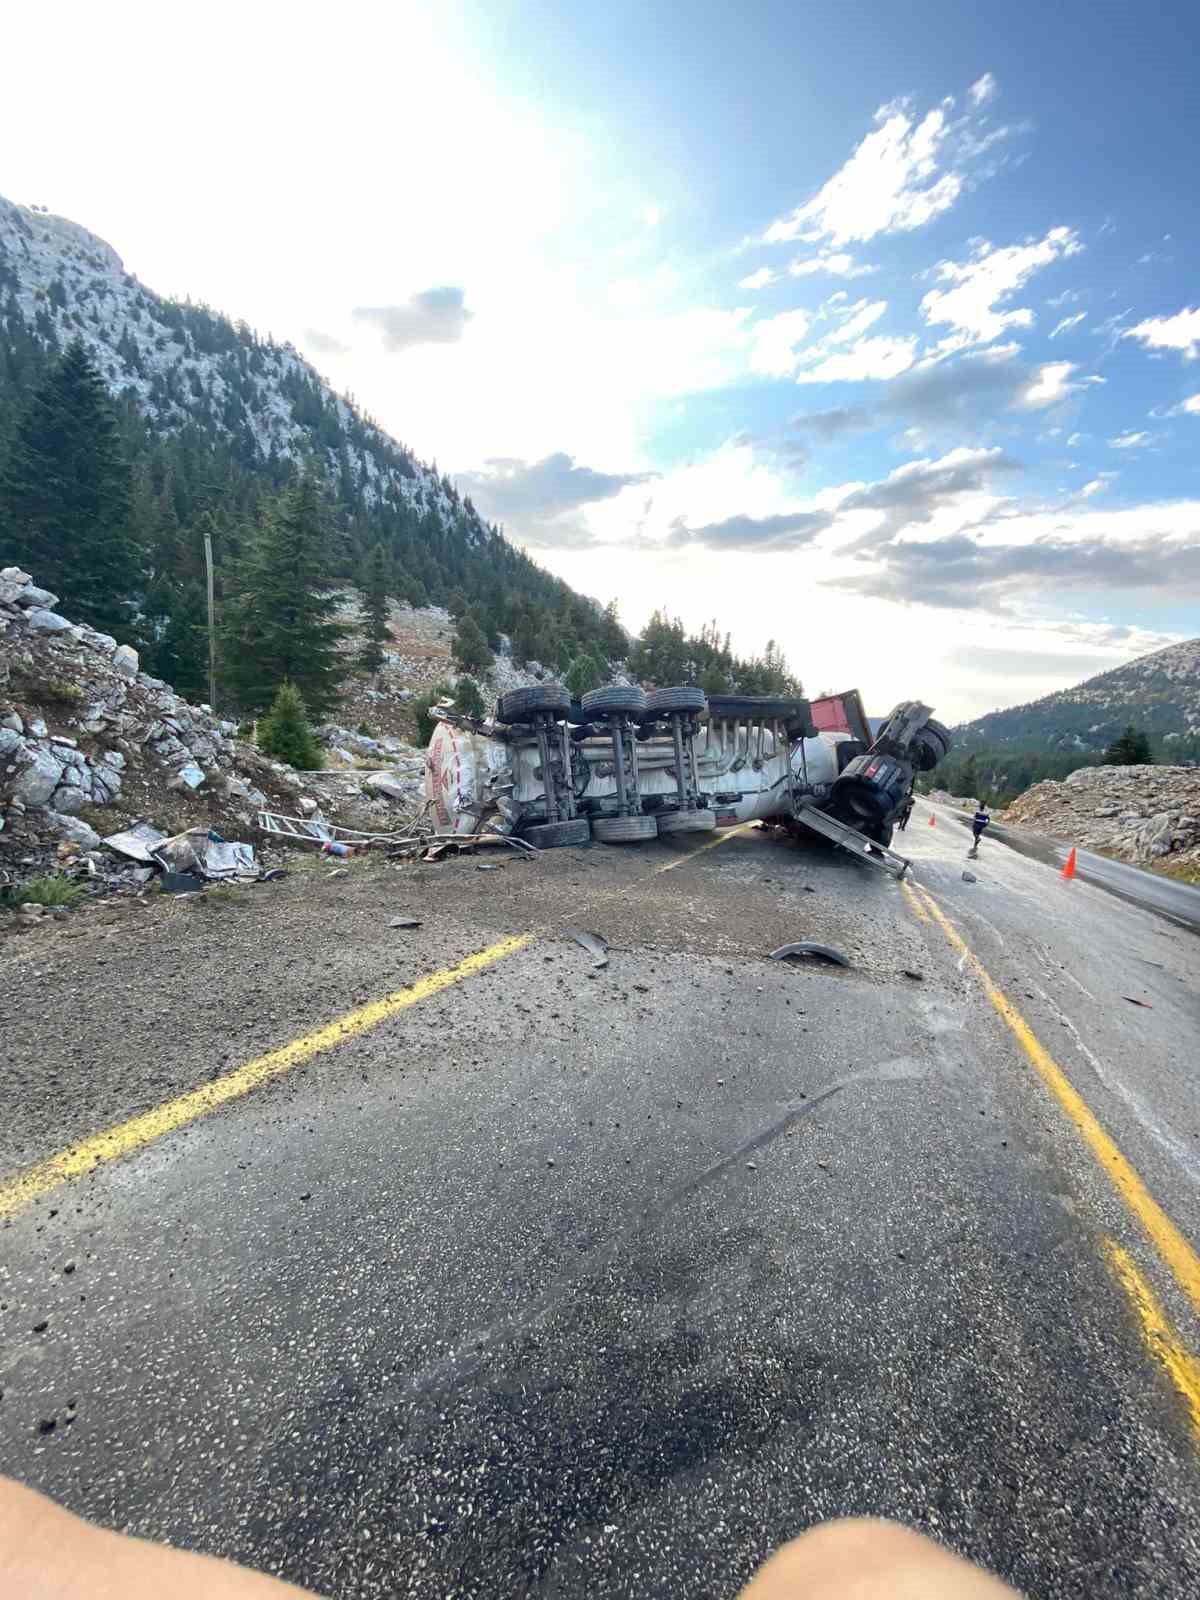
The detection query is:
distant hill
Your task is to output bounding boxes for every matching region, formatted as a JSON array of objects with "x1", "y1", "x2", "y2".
[{"x1": 956, "y1": 638, "x2": 1200, "y2": 757}]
